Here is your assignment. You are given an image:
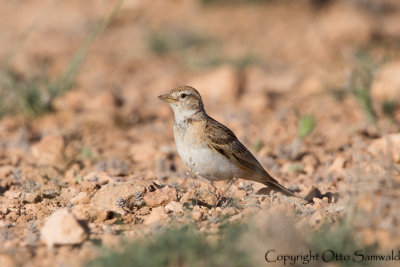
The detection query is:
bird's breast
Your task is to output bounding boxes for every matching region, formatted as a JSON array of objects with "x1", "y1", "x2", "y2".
[{"x1": 173, "y1": 122, "x2": 241, "y2": 180}]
